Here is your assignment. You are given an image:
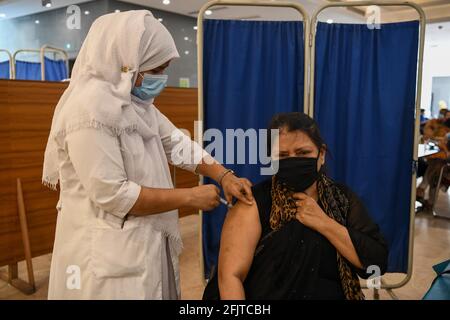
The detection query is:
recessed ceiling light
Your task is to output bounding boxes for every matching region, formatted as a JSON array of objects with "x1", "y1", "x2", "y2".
[
  {"x1": 66, "y1": 43, "x2": 71, "y2": 49},
  {"x1": 35, "y1": 20, "x2": 40, "y2": 24},
  {"x1": 184, "y1": 37, "x2": 189, "y2": 41},
  {"x1": 84, "y1": 10, "x2": 90, "y2": 15},
  {"x1": 42, "y1": 0, "x2": 52, "y2": 8},
  {"x1": 327, "y1": 19, "x2": 333, "y2": 24},
  {"x1": 115, "y1": 9, "x2": 120, "y2": 13},
  {"x1": 185, "y1": 51, "x2": 189, "y2": 55},
  {"x1": 0, "y1": 13, "x2": 7, "y2": 18},
  {"x1": 193, "y1": 26, "x2": 198, "y2": 30},
  {"x1": 158, "y1": 18, "x2": 163, "y2": 22},
  {"x1": 205, "y1": 10, "x2": 212, "y2": 15},
  {"x1": 163, "y1": 0, "x2": 170, "y2": 5}
]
